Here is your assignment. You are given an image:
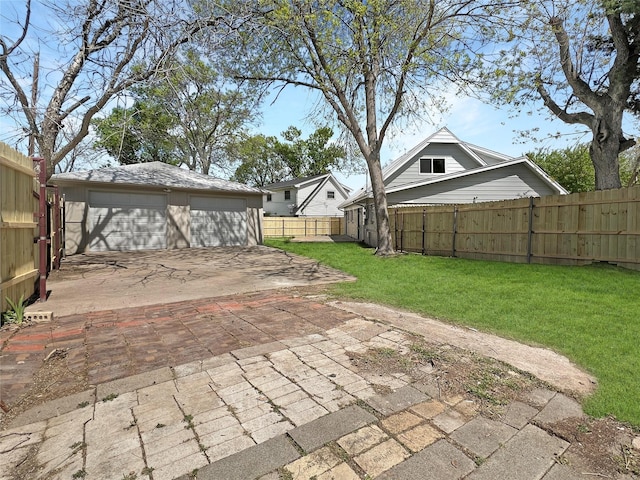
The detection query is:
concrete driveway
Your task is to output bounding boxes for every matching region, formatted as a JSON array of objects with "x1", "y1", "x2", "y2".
[{"x1": 26, "y1": 246, "x2": 355, "y2": 318}]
